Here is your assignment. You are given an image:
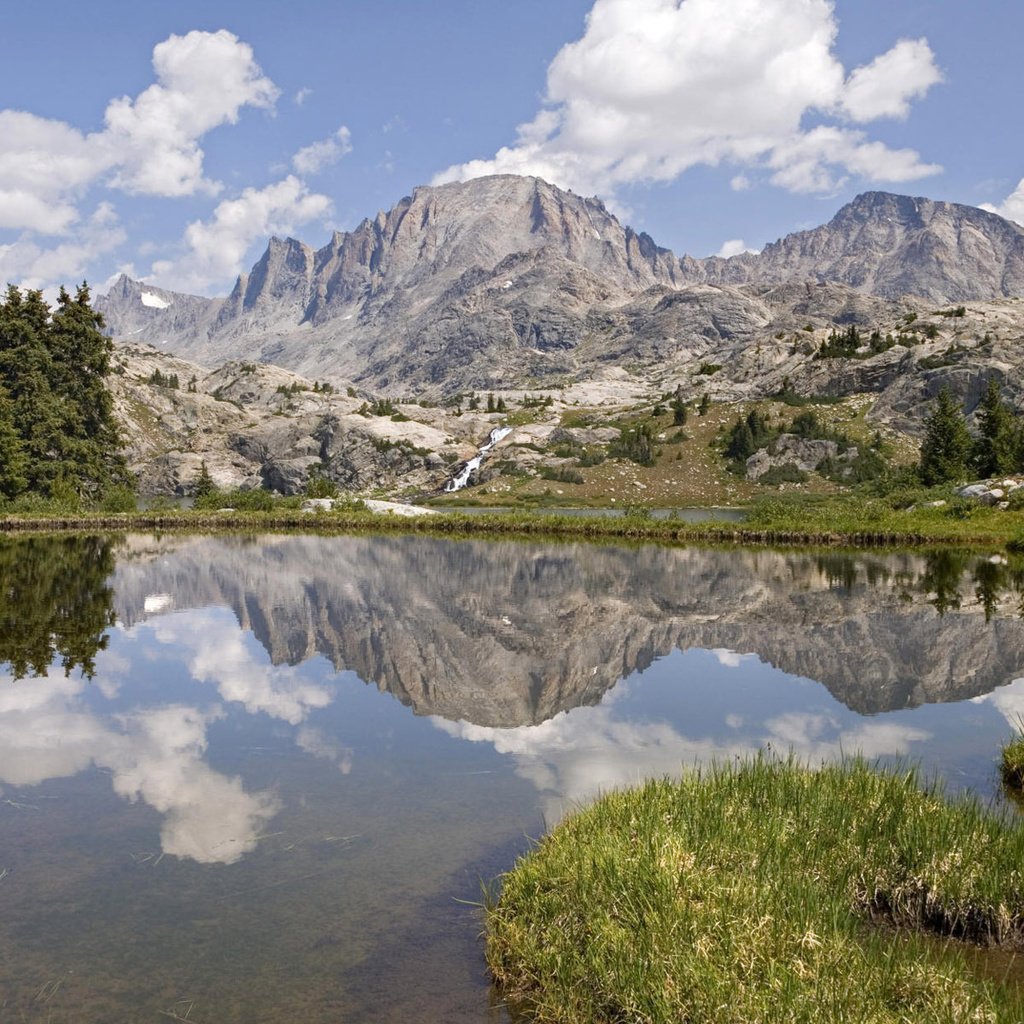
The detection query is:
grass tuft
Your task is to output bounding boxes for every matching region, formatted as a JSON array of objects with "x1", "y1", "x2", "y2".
[
  {"x1": 487, "y1": 756, "x2": 1024, "y2": 1023},
  {"x1": 1001, "y1": 725, "x2": 1024, "y2": 791}
]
